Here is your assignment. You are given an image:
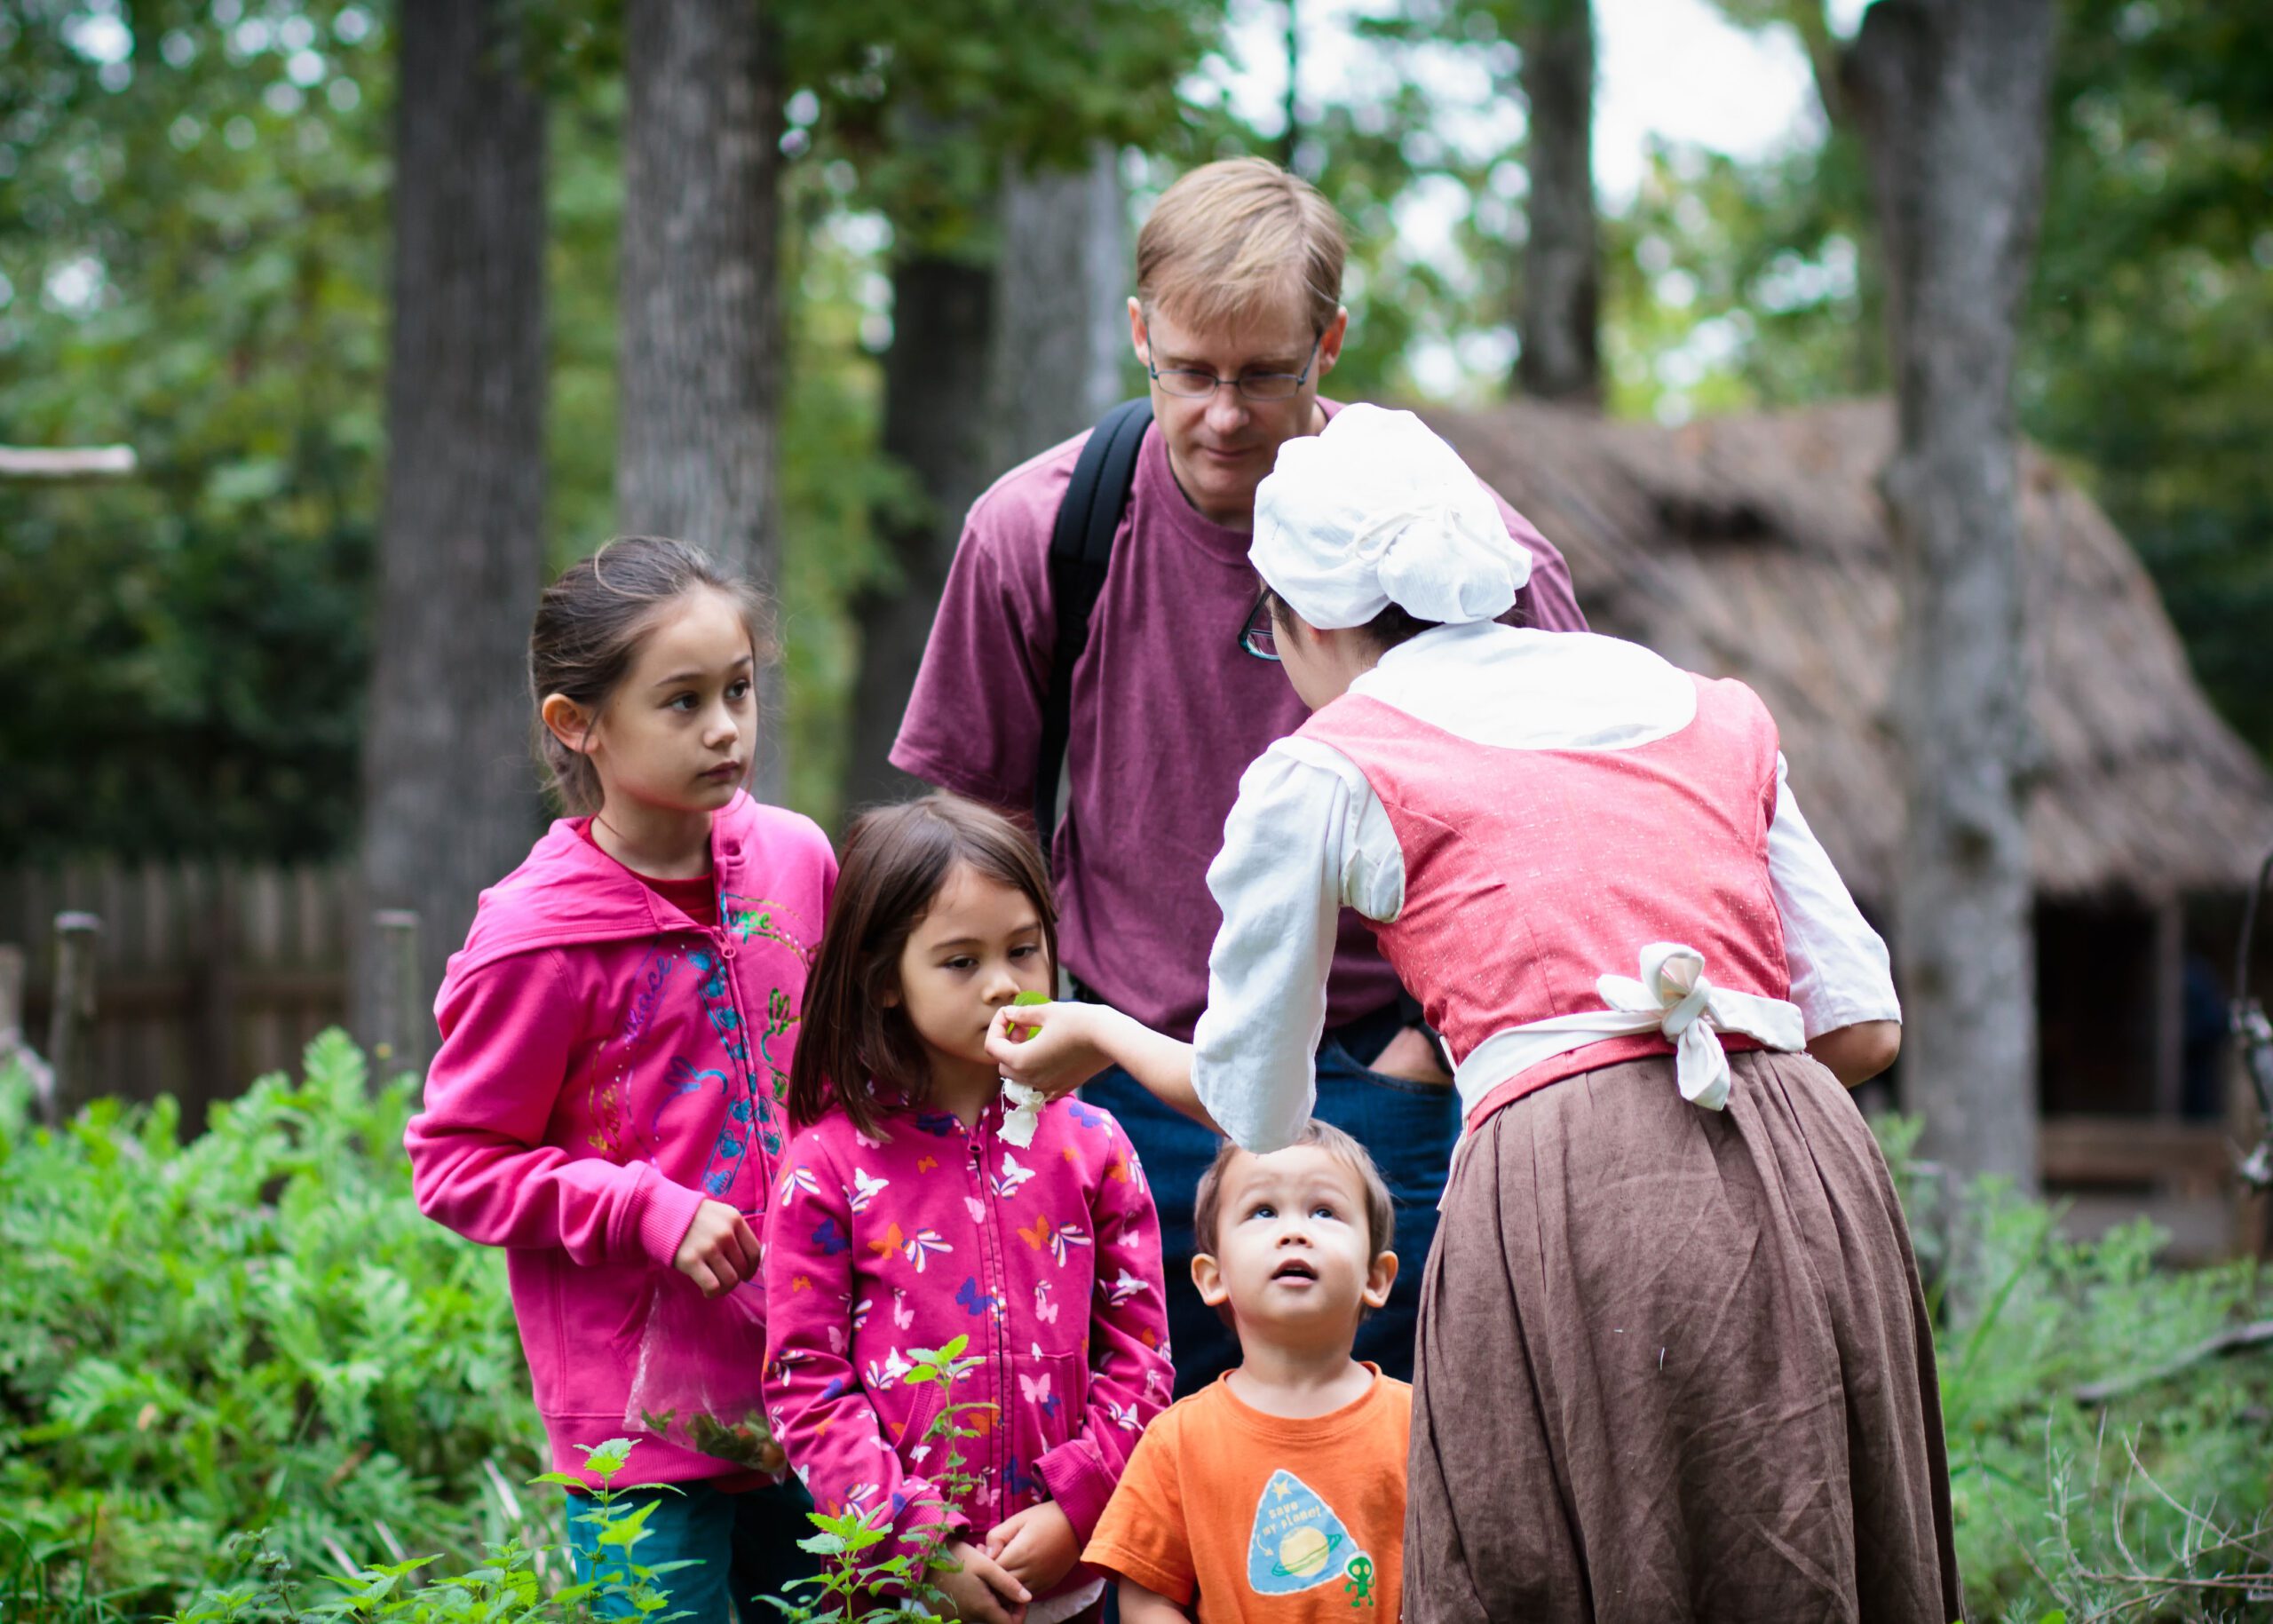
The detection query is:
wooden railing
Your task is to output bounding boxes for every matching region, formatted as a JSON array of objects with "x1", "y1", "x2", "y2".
[
  {"x1": 0, "y1": 861, "x2": 411, "y2": 1127},
  {"x1": 2039, "y1": 1113, "x2": 2266, "y2": 1260}
]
